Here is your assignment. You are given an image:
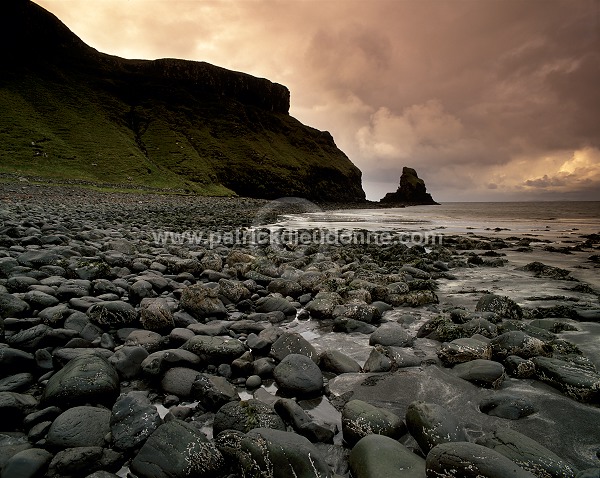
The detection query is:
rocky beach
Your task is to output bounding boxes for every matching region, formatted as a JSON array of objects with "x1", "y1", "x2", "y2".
[{"x1": 1, "y1": 183, "x2": 600, "y2": 478}]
